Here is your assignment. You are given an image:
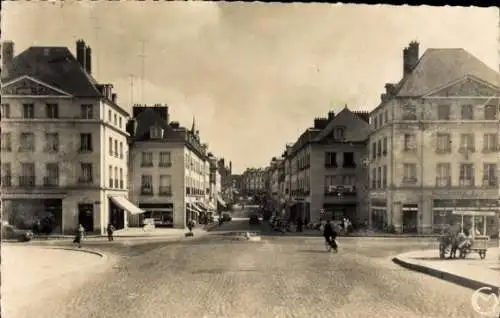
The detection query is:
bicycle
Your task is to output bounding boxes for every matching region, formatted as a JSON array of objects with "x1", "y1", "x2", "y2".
[{"x1": 324, "y1": 238, "x2": 338, "y2": 253}]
